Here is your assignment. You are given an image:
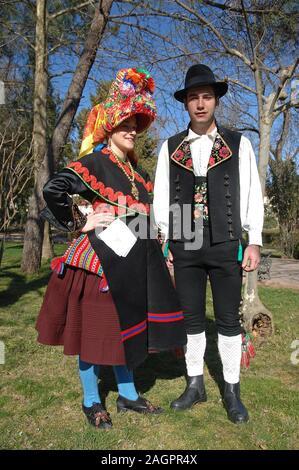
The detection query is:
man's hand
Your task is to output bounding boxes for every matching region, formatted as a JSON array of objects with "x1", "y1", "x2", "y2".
[{"x1": 242, "y1": 245, "x2": 261, "y2": 272}]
